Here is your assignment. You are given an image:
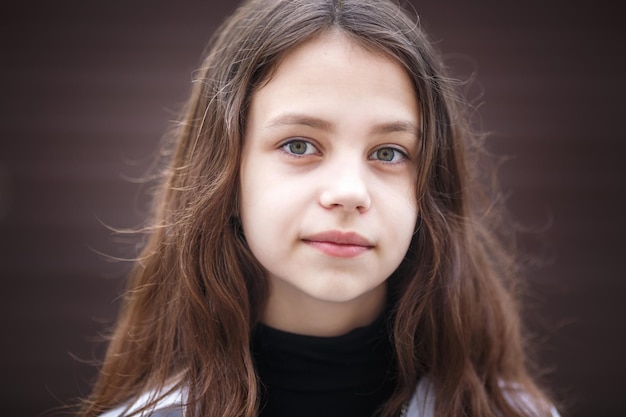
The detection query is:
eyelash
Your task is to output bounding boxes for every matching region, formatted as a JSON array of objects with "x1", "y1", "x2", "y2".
[
  {"x1": 280, "y1": 139, "x2": 320, "y2": 157},
  {"x1": 279, "y1": 138, "x2": 409, "y2": 164},
  {"x1": 368, "y1": 146, "x2": 408, "y2": 163}
]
